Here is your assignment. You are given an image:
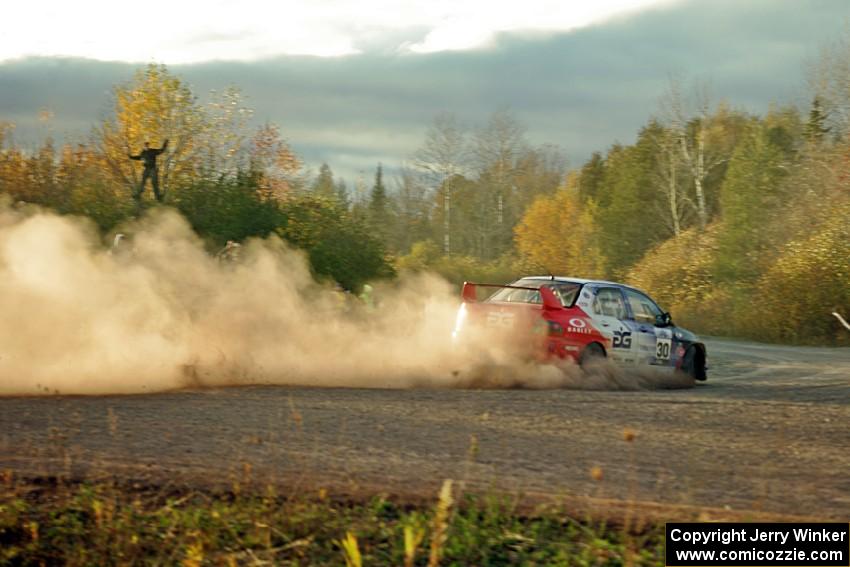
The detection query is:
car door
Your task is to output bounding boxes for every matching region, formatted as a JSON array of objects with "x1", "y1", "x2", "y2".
[
  {"x1": 588, "y1": 286, "x2": 636, "y2": 364},
  {"x1": 622, "y1": 288, "x2": 673, "y2": 367}
]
